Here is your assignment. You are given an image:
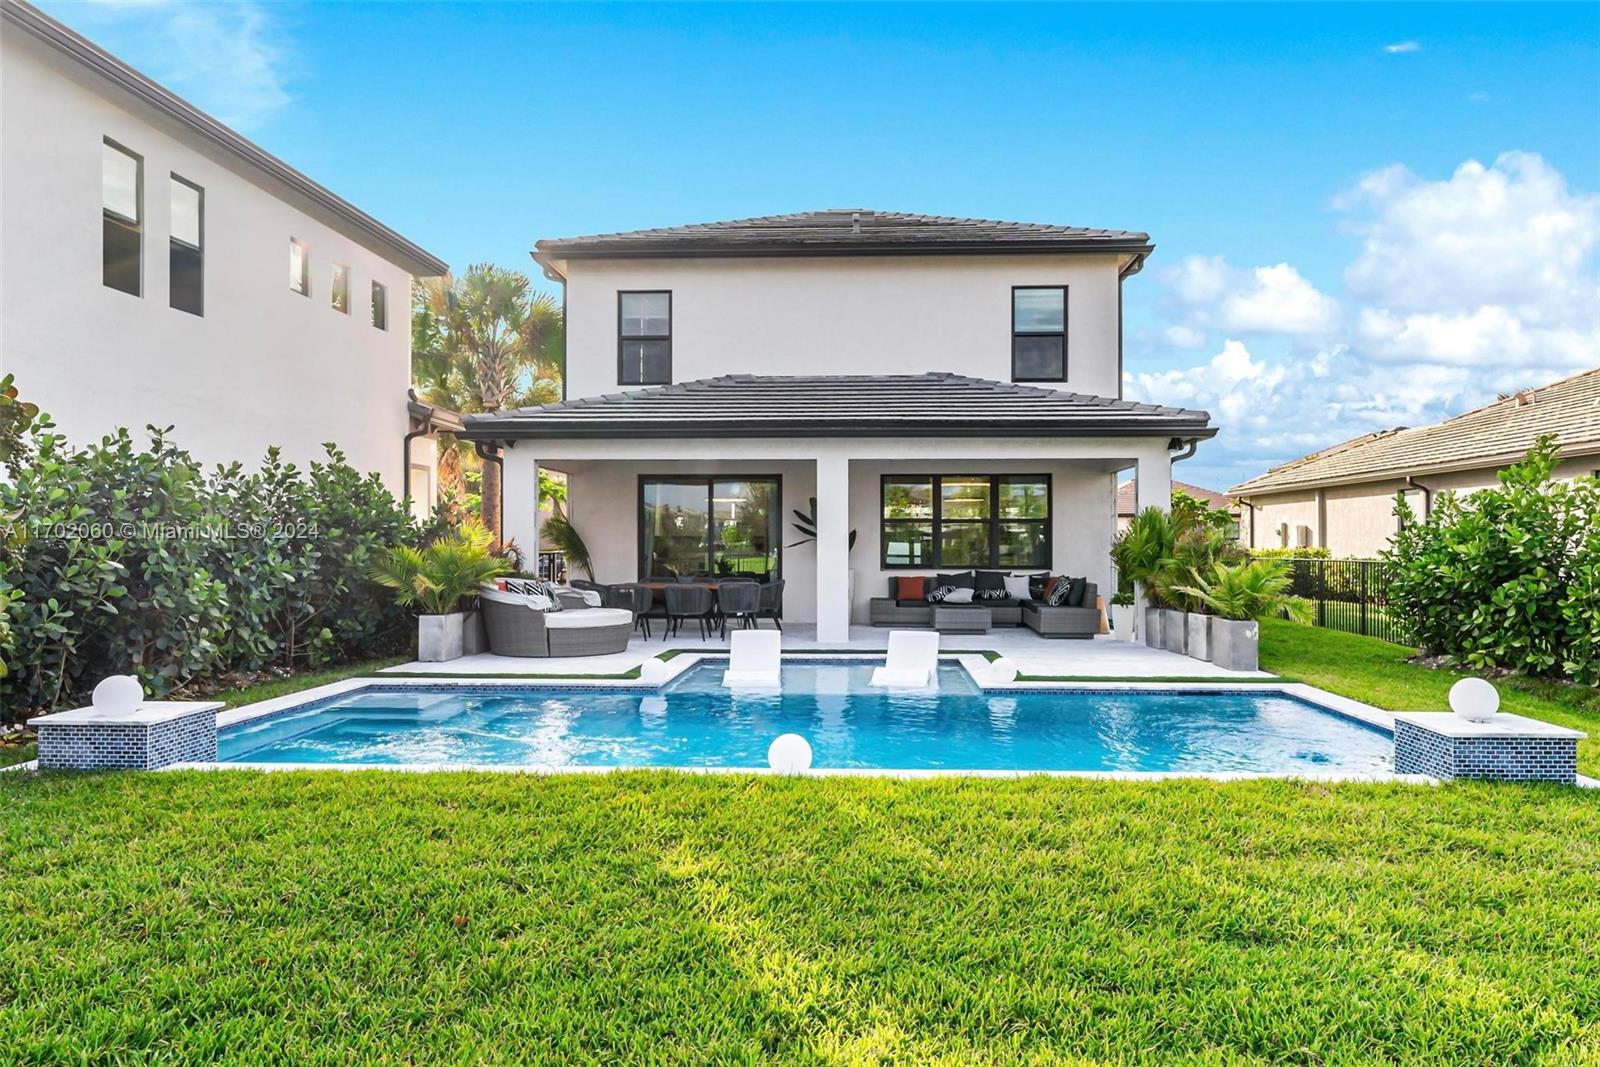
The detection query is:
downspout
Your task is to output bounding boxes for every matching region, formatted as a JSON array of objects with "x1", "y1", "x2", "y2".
[
  {"x1": 1403, "y1": 474, "x2": 1433, "y2": 520},
  {"x1": 403, "y1": 391, "x2": 435, "y2": 505},
  {"x1": 1169, "y1": 437, "x2": 1199, "y2": 464}
]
